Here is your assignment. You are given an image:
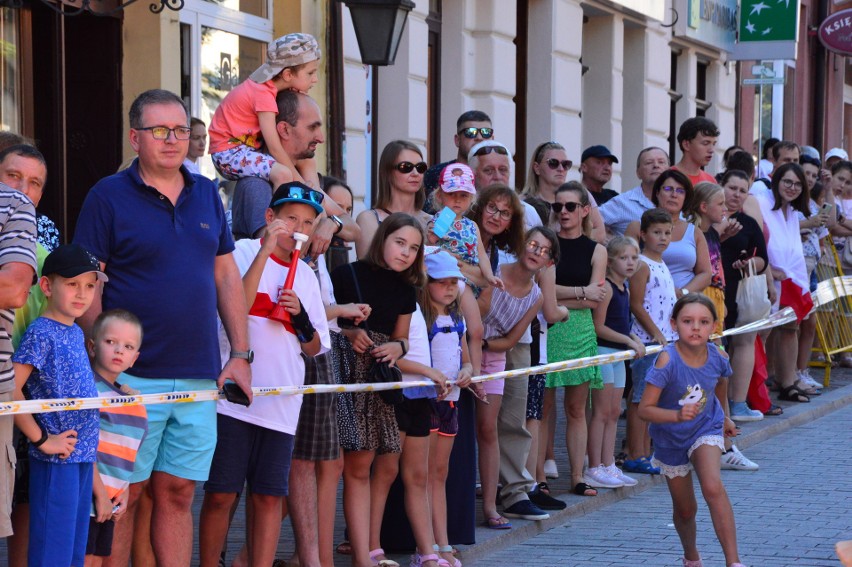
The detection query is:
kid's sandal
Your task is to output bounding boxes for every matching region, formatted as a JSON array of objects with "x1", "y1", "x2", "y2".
[
  {"x1": 369, "y1": 548, "x2": 400, "y2": 567},
  {"x1": 410, "y1": 553, "x2": 450, "y2": 567}
]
